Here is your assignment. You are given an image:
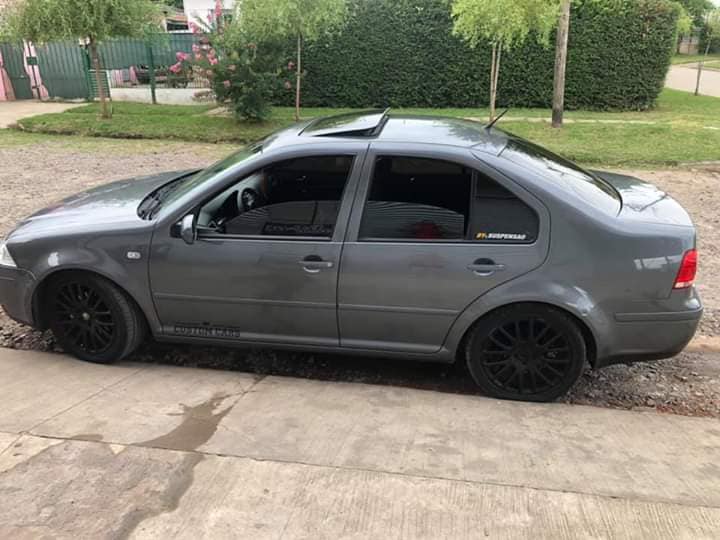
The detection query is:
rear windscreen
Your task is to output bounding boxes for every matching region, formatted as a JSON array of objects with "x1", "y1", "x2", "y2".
[{"x1": 501, "y1": 139, "x2": 621, "y2": 215}]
